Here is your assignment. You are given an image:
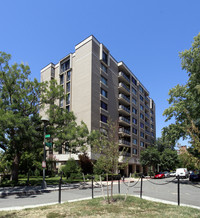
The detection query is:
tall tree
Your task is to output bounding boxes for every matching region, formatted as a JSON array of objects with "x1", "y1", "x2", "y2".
[
  {"x1": 163, "y1": 33, "x2": 200, "y2": 154},
  {"x1": 41, "y1": 79, "x2": 90, "y2": 156},
  {"x1": 0, "y1": 52, "x2": 44, "y2": 182}
]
